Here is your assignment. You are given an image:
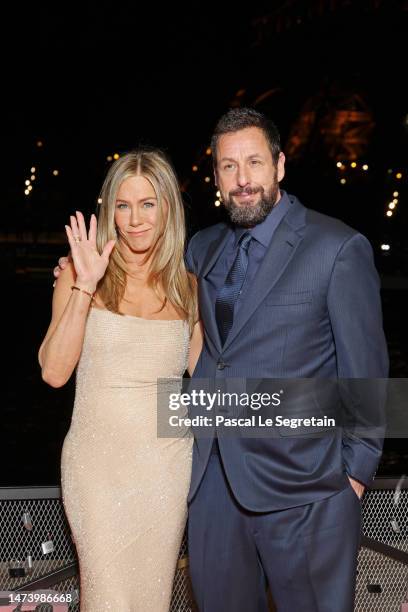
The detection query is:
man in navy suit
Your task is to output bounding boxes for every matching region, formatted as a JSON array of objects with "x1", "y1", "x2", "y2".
[
  {"x1": 53, "y1": 108, "x2": 388, "y2": 611},
  {"x1": 185, "y1": 108, "x2": 388, "y2": 611}
]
